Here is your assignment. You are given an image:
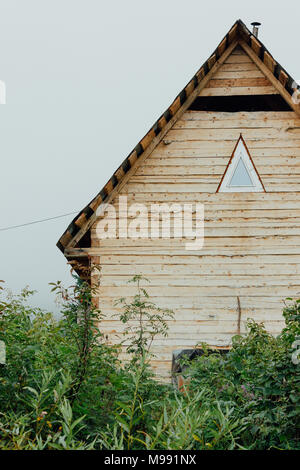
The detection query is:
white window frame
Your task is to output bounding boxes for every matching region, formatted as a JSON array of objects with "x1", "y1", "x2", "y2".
[{"x1": 218, "y1": 136, "x2": 265, "y2": 193}]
